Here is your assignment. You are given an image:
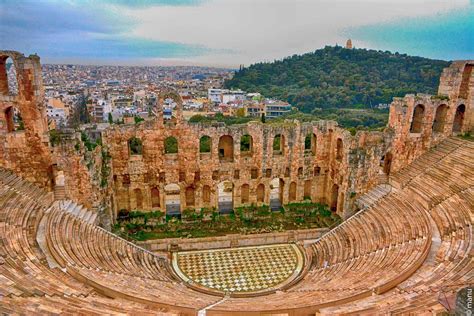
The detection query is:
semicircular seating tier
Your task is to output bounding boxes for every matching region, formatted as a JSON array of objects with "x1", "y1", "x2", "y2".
[{"x1": 0, "y1": 136, "x2": 472, "y2": 315}]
